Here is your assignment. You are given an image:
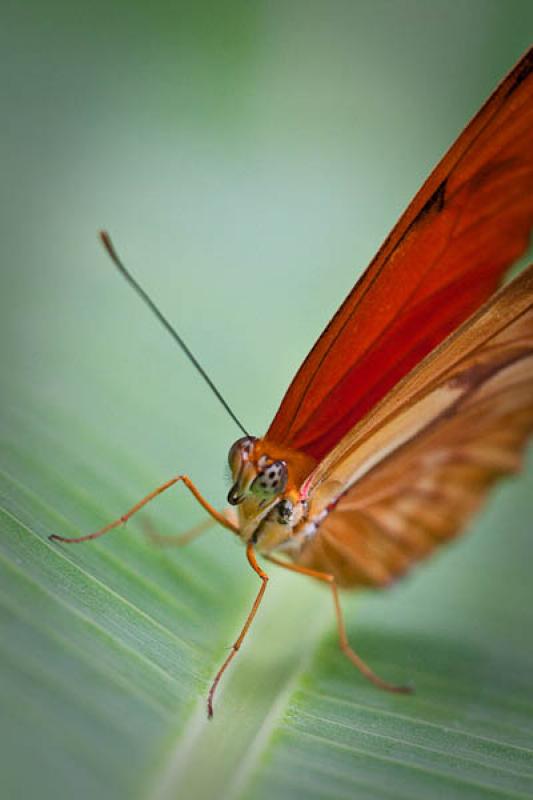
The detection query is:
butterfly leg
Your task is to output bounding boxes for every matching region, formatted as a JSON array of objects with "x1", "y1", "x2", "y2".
[
  {"x1": 265, "y1": 555, "x2": 412, "y2": 694},
  {"x1": 142, "y1": 515, "x2": 217, "y2": 547},
  {"x1": 207, "y1": 542, "x2": 268, "y2": 718},
  {"x1": 49, "y1": 475, "x2": 238, "y2": 543},
  {"x1": 142, "y1": 506, "x2": 239, "y2": 547}
]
